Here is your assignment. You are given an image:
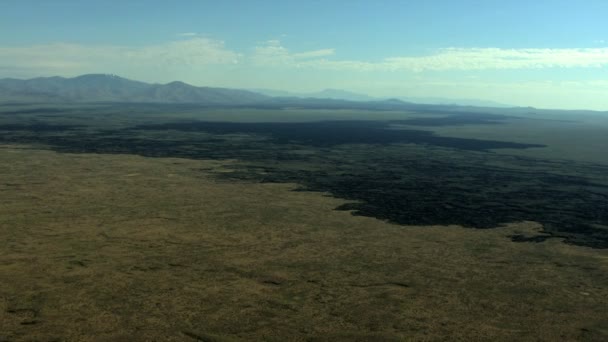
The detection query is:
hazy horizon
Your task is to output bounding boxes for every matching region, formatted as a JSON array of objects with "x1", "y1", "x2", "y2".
[{"x1": 2, "y1": 1, "x2": 608, "y2": 110}]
